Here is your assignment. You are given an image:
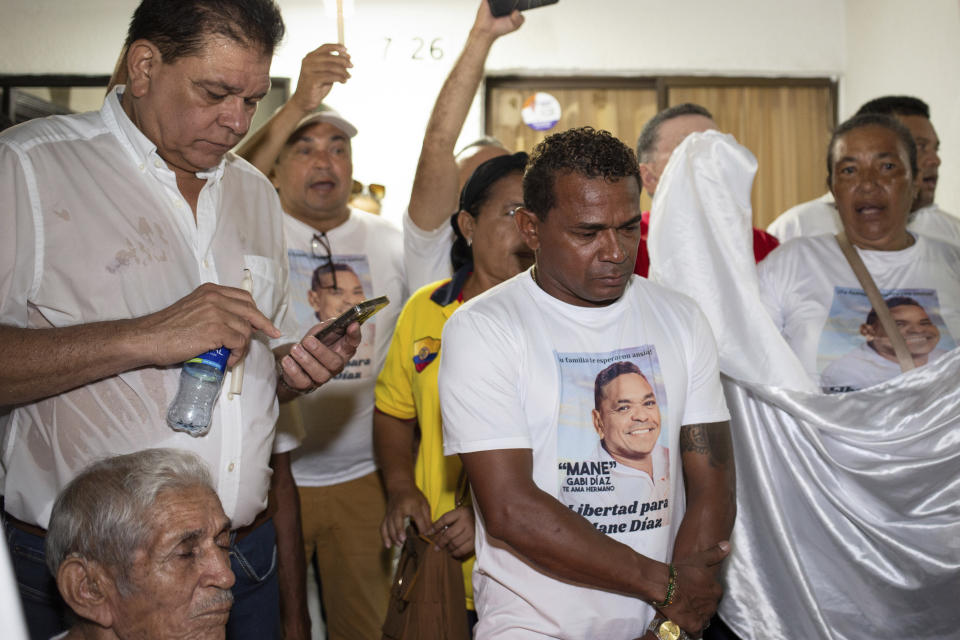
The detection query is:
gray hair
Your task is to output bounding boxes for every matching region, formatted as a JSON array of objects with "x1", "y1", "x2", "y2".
[
  {"x1": 636, "y1": 103, "x2": 714, "y2": 163},
  {"x1": 46, "y1": 448, "x2": 215, "y2": 593},
  {"x1": 455, "y1": 136, "x2": 508, "y2": 159}
]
